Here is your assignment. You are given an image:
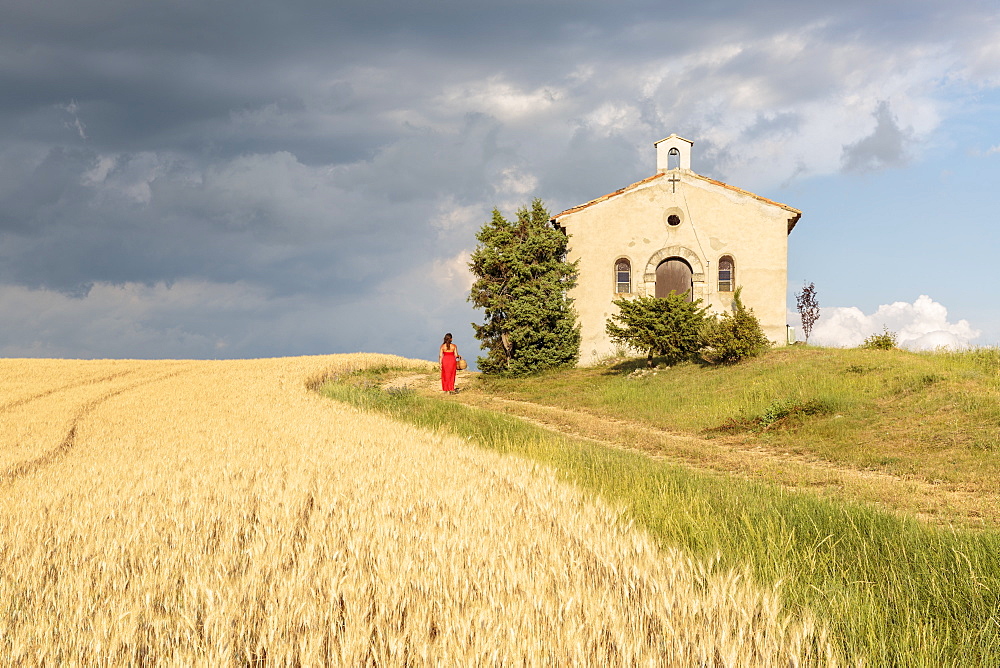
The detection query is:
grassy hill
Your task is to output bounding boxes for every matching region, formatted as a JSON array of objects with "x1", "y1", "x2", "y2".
[
  {"x1": 476, "y1": 345, "x2": 1000, "y2": 527},
  {"x1": 322, "y1": 346, "x2": 1000, "y2": 666}
]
